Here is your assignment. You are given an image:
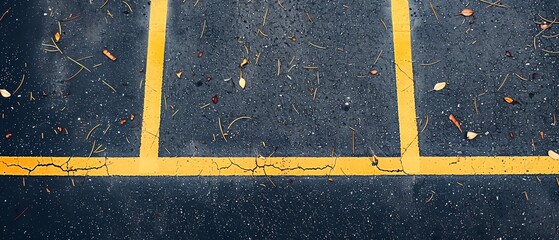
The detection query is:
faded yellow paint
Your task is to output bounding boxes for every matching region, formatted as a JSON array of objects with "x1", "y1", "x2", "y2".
[
  {"x1": 391, "y1": 0, "x2": 420, "y2": 173},
  {"x1": 2, "y1": 156, "x2": 559, "y2": 176},
  {"x1": 139, "y1": 0, "x2": 168, "y2": 173}
]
